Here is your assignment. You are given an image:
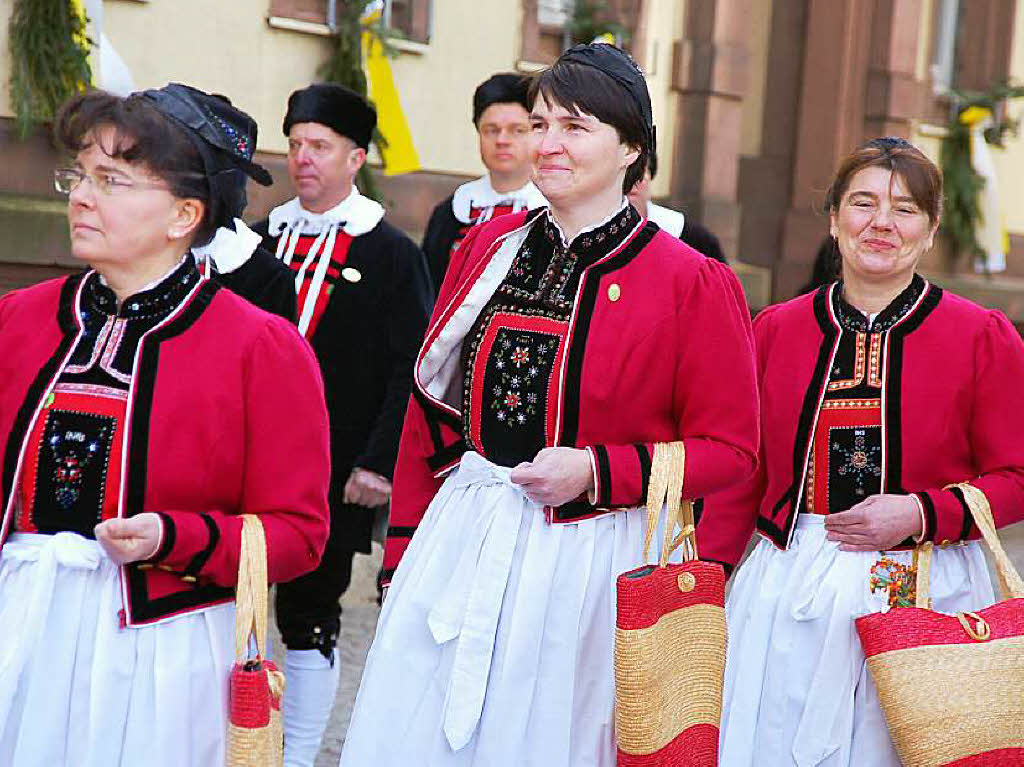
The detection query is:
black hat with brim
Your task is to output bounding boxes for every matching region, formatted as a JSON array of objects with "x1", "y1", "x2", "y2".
[{"x1": 283, "y1": 83, "x2": 377, "y2": 150}]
